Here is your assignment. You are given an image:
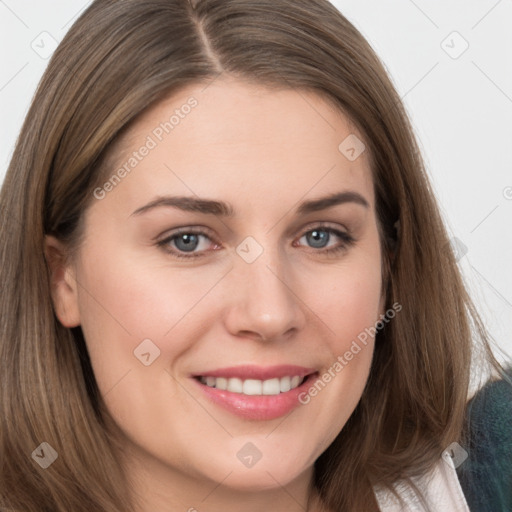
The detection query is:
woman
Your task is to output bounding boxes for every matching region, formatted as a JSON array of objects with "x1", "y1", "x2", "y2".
[{"x1": 0, "y1": 0, "x2": 510, "y2": 511}]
